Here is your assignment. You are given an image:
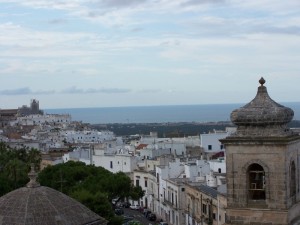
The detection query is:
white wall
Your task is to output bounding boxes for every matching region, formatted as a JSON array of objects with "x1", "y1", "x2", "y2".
[
  {"x1": 209, "y1": 160, "x2": 226, "y2": 173},
  {"x1": 93, "y1": 154, "x2": 137, "y2": 173},
  {"x1": 184, "y1": 160, "x2": 211, "y2": 181},
  {"x1": 64, "y1": 130, "x2": 115, "y2": 143},
  {"x1": 10, "y1": 114, "x2": 71, "y2": 126},
  {"x1": 200, "y1": 131, "x2": 228, "y2": 153}
]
